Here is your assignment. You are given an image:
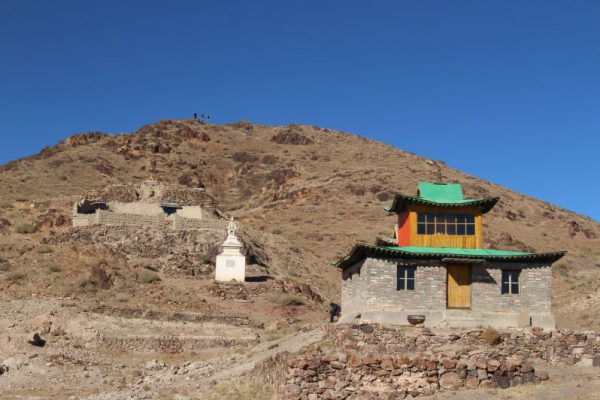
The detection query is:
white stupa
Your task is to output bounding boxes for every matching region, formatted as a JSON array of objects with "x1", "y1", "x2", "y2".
[{"x1": 215, "y1": 217, "x2": 246, "y2": 282}]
